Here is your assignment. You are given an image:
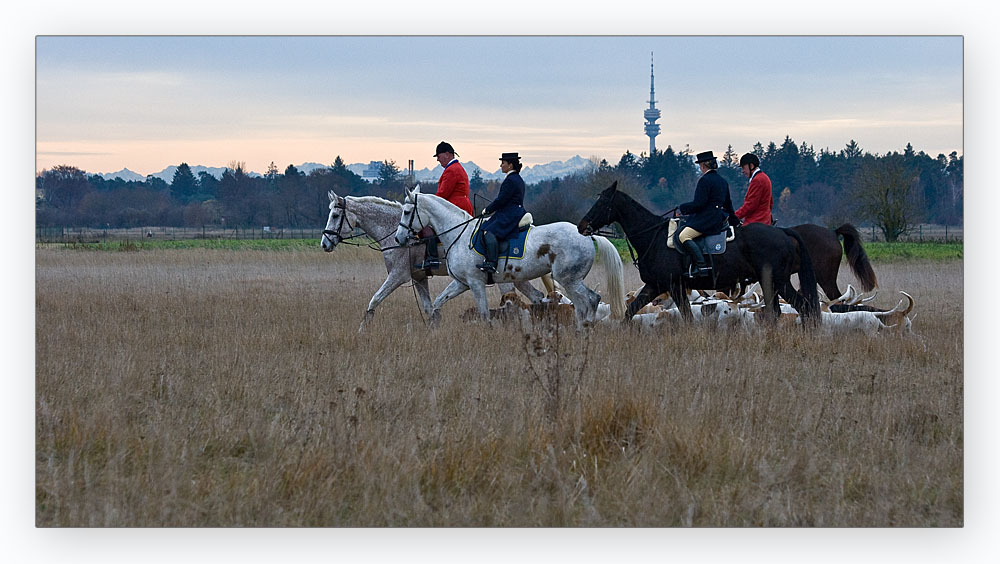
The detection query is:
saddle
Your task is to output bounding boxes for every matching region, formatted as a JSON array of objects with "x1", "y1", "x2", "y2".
[
  {"x1": 472, "y1": 212, "x2": 534, "y2": 286},
  {"x1": 666, "y1": 218, "x2": 735, "y2": 255},
  {"x1": 470, "y1": 212, "x2": 534, "y2": 260}
]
